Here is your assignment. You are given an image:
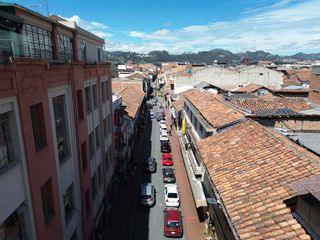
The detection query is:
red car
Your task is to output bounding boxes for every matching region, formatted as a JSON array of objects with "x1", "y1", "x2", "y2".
[
  {"x1": 162, "y1": 153, "x2": 173, "y2": 166},
  {"x1": 163, "y1": 207, "x2": 183, "y2": 237}
]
